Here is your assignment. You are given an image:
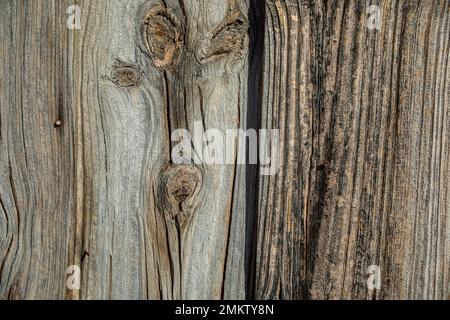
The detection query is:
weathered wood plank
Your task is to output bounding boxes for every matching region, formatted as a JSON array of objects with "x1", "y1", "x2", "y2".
[
  {"x1": 0, "y1": 0, "x2": 75, "y2": 299},
  {"x1": 0, "y1": 0, "x2": 448, "y2": 301},
  {"x1": 254, "y1": 0, "x2": 315, "y2": 299},
  {"x1": 310, "y1": 0, "x2": 450, "y2": 300},
  {"x1": 72, "y1": 0, "x2": 170, "y2": 299},
  {"x1": 73, "y1": 0, "x2": 252, "y2": 299},
  {"x1": 255, "y1": 0, "x2": 450, "y2": 300}
]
